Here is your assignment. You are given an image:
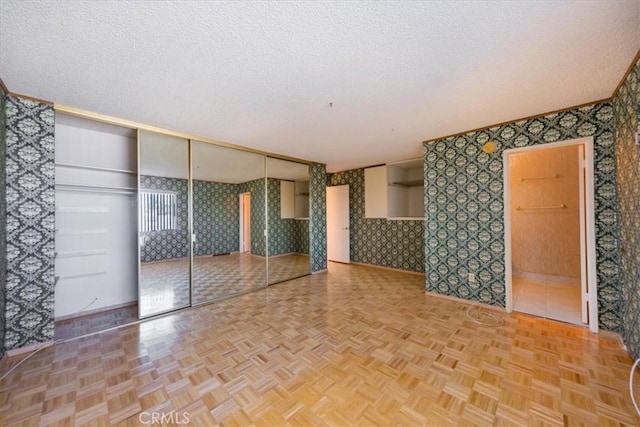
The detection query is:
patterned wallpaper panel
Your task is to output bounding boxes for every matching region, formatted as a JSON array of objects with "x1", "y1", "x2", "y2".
[
  {"x1": 0, "y1": 87, "x2": 7, "y2": 357},
  {"x1": 613, "y1": 58, "x2": 640, "y2": 359},
  {"x1": 423, "y1": 103, "x2": 621, "y2": 331},
  {"x1": 292, "y1": 219, "x2": 310, "y2": 254},
  {"x1": 267, "y1": 178, "x2": 309, "y2": 256},
  {"x1": 310, "y1": 163, "x2": 327, "y2": 272},
  {"x1": 141, "y1": 176, "x2": 313, "y2": 261},
  {"x1": 4, "y1": 95, "x2": 55, "y2": 351},
  {"x1": 327, "y1": 168, "x2": 424, "y2": 273},
  {"x1": 238, "y1": 178, "x2": 266, "y2": 257},
  {"x1": 193, "y1": 180, "x2": 239, "y2": 256},
  {"x1": 140, "y1": 176, "x2": 190, "y2": 263}
]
